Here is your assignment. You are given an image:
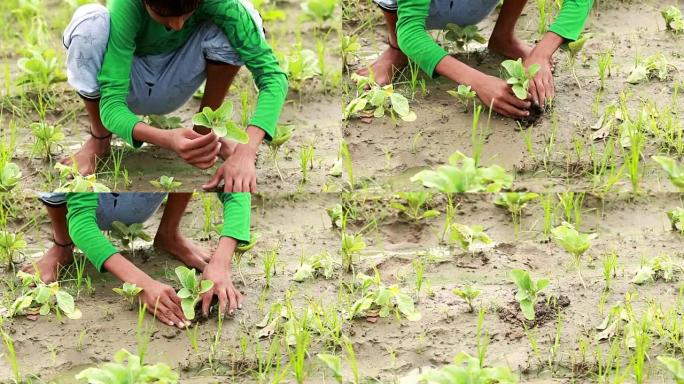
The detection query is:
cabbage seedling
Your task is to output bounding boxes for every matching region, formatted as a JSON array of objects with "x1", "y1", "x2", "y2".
[
  {"x1": 76, "y1": 348, "x2": 179, "y2": 383},
  {"x1": 509, "y1": 269, "x2": 549, "y2": 321},
  {"x1": 326, "y1": 203, "x2": 343, "y2": 228},
  {"x1": 447, "y1": 84, "x2": 477, "y2": 112},
  {"x1": 448, "y1": 223, "x2": 492, "y2": 253},
  {"x1": 662, "y1": 6, "x2": 684, "y2": 33},
  {"x1": 149, "y1": 175, "x2": 182, "y2": 192},
  {"x1": 191, "y1": 100, "x2": 249, "y2": 144},
  {"x1": 341, "y1": 35, "x2": 361, "y2": 68},
  {"x1": 54, "y1": 163, "x2": 110, "y2": 192},
  {"x1": 667, "y1": 207, "x2": 684, "y2": 234},
  {"x1": 293, "y1": 251, "x2": 335, "y2": 282},
  {"x1": 0, "y1": 163, "x2": 22, "y2": 192},
  {"x1": 632, "y1": 254, "x2": 678, "y2": 284},
  {"x1": 411, "y1": 151, "x2": 513, "y2": 193},
  {"x1": 281, "y1": 47, "x2": 320, "y2": 92},
  {"x1": 551, "y1": 222, "x2": 595, "y2": 287},
  {"x1": 17, "y1": 48, "x2": 66, "y2": 92},
  {"x1": 341, "y1": 232, "x2": 365, "y2": 272},
  {"x1": 390, "y1": 191, "x2": 440, "y2": 222},
  {"x1": 627, "y1": 54, "x2": 672, "y2": 84},
  {"x1": 494, "y1": 192, "x2": 540, "y2": 232},
  {"x1": 175, "y1": 266, "x2": 214, "y2": 320},
  {"x1": 501, "y1": 58, "x2": 540, "y2": 100},
  {"x1": 113, "y1": 282, "x2": 143, "y2": 309},
  {"x1": 11, "y1": 270, "x2": 82, "y2": 320},
  {"x1": 344, "y1": 74, "x2": 416, "y2": 122},
  {"x1": 146, "y1": 114, "x2": 182, "y2": 129},
  {"x1": 444, "y1": 24, "x2": 486, "y2": 53},
  {"x1": 0, "y1": 231, "x2": 27, "y2": 270},
  {"x1": 419, "y1": 351, "x2": 517, "y2": 383},
  {"x1": 452, "y1": 284, "x2": 480, "y2": 312},
  {"x1": 350, "y1": 272, "x2": 421, "y2": 321},
  {"x1": 31, "y1": 122, "x2": 64, "y2": 160},
  {"x1": 110, "y1": 221, "x2": 152, "y2": 259},
  {"x1": 652, "y1": 155, "x2": 684, "y2": 191}
]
